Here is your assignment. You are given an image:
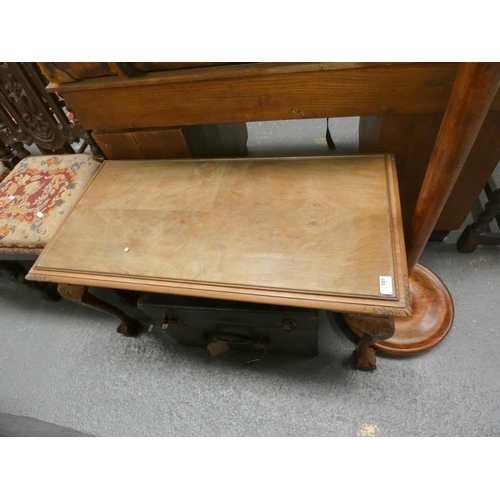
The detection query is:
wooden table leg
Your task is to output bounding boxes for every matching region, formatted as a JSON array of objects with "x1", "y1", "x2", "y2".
[
  {"x1": 345, "y1": 264, "x2": 453, "y2": 356},
  {"x1": 344, "y1": 314, "x2": 395, "y2": 370},
  {"x1": 57, "y1": 284, "x2": 139, "y2": 336}
]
